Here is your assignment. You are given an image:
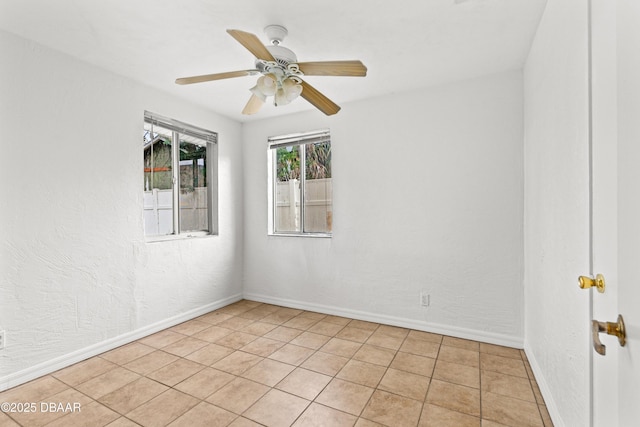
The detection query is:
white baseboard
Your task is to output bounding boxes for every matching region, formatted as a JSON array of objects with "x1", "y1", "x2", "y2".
[
  {"x1": 0, "y1": 293, "x2": 243, "y2": 392},
  {"x1": 244, "y1": 292, "x2": 524, "y2": 349},
  {"x1": 524, "y1": 343, "x2": 564, "y2": 427}
]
